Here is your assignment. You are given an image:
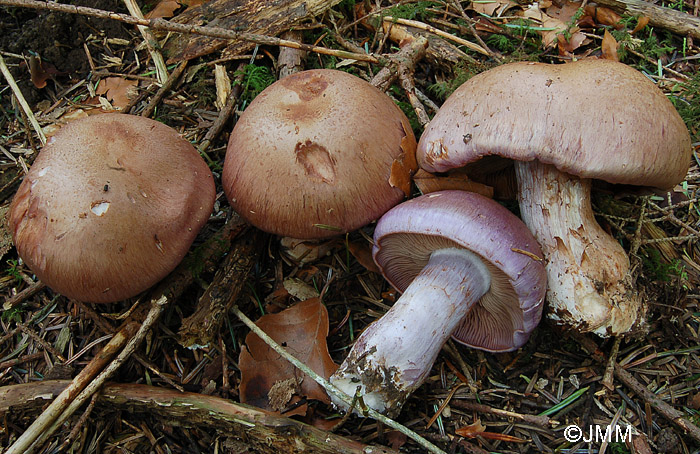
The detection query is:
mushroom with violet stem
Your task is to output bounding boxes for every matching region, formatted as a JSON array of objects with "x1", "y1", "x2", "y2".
[
  {"x1": 9, "y1": 113, "x2": 216, "y2": 303},
  {"x1": 329, "y1": 190, "x2": 546, "y2": 416},
  {"x1": 417, "y1": 59, "x2": 692, "y2": 336},
  {"x1": 222, "y1": 69, "x2": 417, "y2": 240}
]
